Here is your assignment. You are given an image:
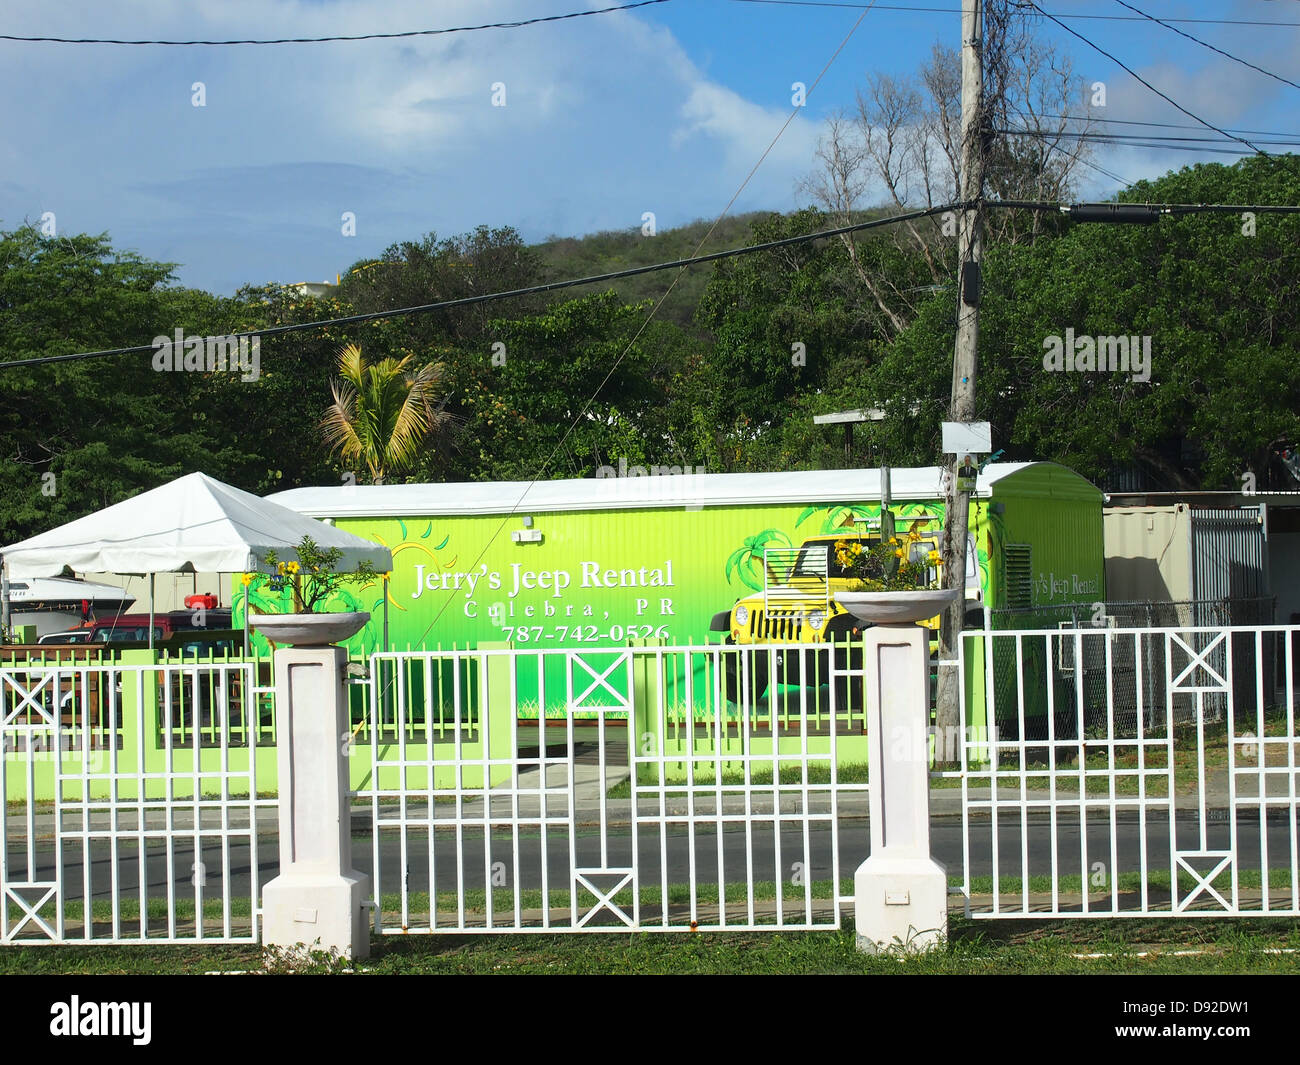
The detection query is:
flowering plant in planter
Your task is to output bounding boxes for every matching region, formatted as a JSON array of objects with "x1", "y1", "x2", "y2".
[
  {"x1": 835, "y1": 522, "x2": 941, "y2": 592},
  {"x1": 242, "y1": 535, "x2": 380, "y2": 613}
]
